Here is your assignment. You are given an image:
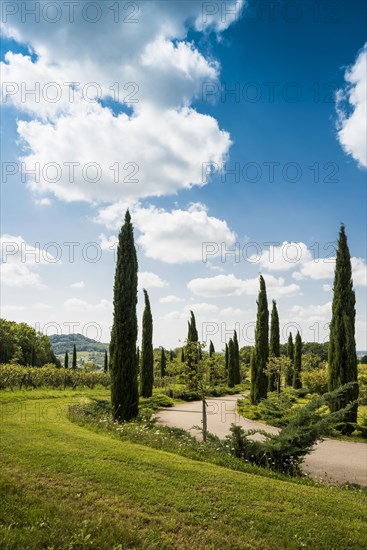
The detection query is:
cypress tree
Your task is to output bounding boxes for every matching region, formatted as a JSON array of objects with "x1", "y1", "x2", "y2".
[
  {"x1": 181, "y1": 348, "x2": 185, "y2": 362},
  {"x1": 140, "y1": 289, "x2": 153, "y2": 398},
  {"x1": 250, "y1": 275, "x2": 269, "y2": 404},
  {"x1": 64, "y1": 351, "x2": 69, "y2": 369},
  {"x1": 227, "y1": 338, "x2": 236, "y2": 388},
  {"x1": 186, "y1": 311, "x2": 199, "y2": 390},
  {"x1": 160, "y1": 347, "x2": 166, "y2": 378},
  {"x1": 209, "y1": 340, "x2": 215, "y2": 357},
  {"x1": 110, "y1": 210, "x2": 139, "y2": 422},
  {"x1": 187, "y1": 311, "x2": 198, "y2": 342},
  {"x1": 170, "y1": 349, "x2": 174, "y2": 361},
  {"x1": 72, "y1": 344, "x2": 77, "y2": 370},
  {"x1": 233, "y1": 330, "x2": 241, "y2": 384},
  {"x1": 293, "y1": 331, "x2": 302, "y2": 389},
  {"x1": 225, "y1": 343, "x2": 229, "y2": 373},
  {"x1": 136, "y1": 346, "x2": 140, "y2": 374},
  {"x1": 104, "y1": 350, "x2": 108, "y2": 373},
  {"x1": 328, "y1": 224, "x2": 358, "y2": 422},
  {"x1": 286, "y1": 332, "x2": 294, "y2": 386},
  {"x1": 269, "y1": 300, "x2": 280, "y2": 391}
]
